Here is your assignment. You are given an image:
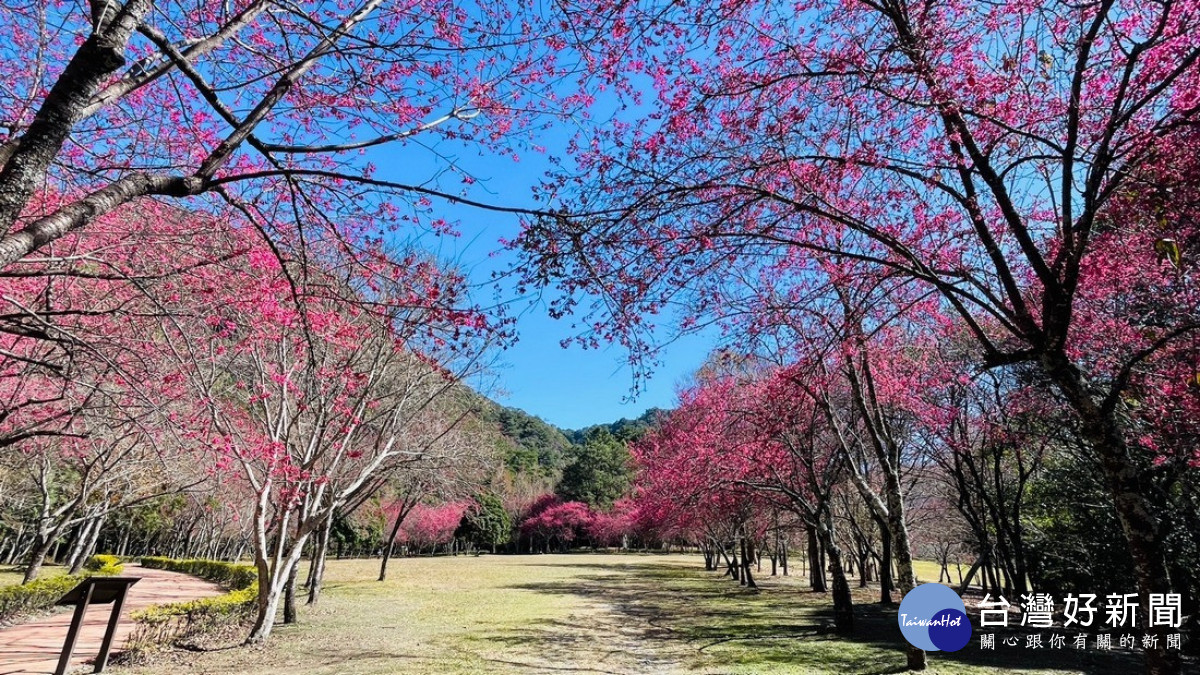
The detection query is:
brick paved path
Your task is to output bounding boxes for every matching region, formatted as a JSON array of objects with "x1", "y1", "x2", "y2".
[{"x1": 0, "y1": 565, "x2": 223, "y2": 674}]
